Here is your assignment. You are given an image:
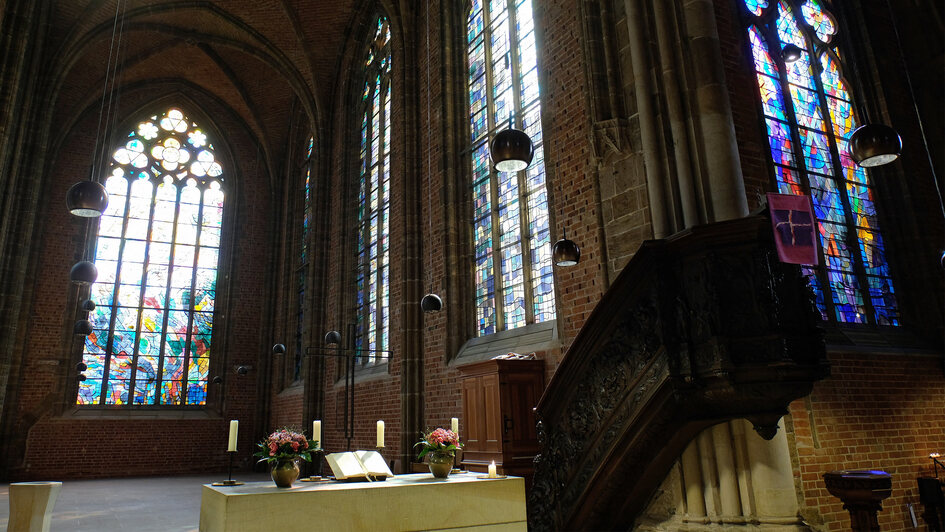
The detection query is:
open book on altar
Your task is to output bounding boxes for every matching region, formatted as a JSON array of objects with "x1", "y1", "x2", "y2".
[{"x1": 326, "y1": 451, "x2": 394, "y2": 481}]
